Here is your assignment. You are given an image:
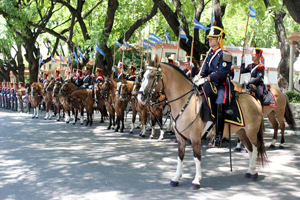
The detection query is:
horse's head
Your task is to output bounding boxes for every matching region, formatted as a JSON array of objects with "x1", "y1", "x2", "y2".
[
  {"x1": 137, "y1": 55, "x2": 163, "y2": 105},
  {"x1": 46, "y1": 81, "x2": 54, "y2": 92},
  {"x1": 119, "y1": 79, "x2": 129, "y2": 101},
  {"x1": 43, "y1": 80, "x2": 50, "y2": 93},
  {"x1": 53, "y1": 82, "x2": 62, "y2": 97},
  {"x1": 31, "y1": 83, "x2": 40, "y2": 97},
  {"x1": 101, "y1": 76, "x2": 111, "y2": 97},
  {"x1": 60, "y1": 81, "x2": 70, "y2": 95}
]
